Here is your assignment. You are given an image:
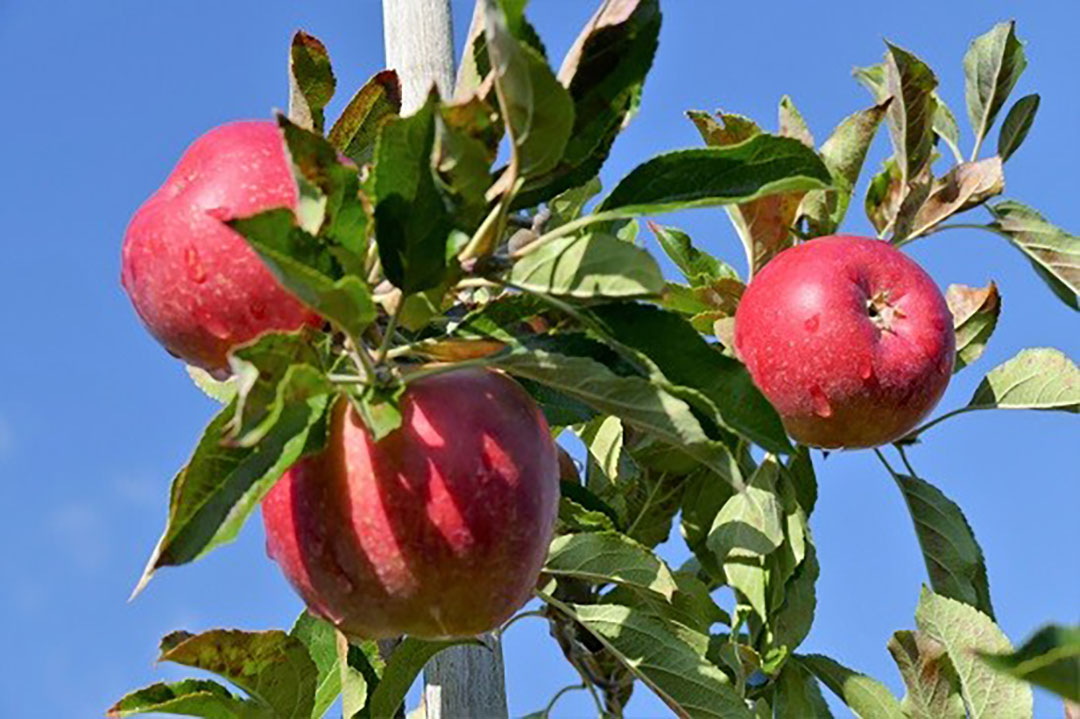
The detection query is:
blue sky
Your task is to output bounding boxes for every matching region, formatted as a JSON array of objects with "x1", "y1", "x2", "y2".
[{"x1": 1, "y1": 1, "x2": 1077, "y2": 717}]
